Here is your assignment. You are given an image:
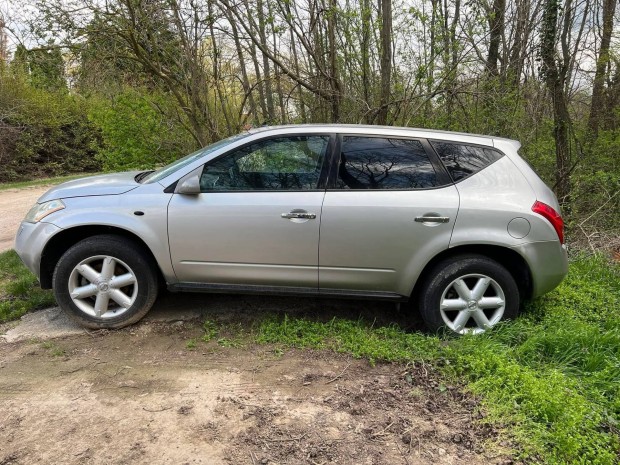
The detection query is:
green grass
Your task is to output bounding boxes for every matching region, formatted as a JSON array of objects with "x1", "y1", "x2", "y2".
[
  {"x1": 0, "y1": 173, "x2": 98, "y2": 191},
  {"x1": 0, "y1": 250, "x2": 56, "y2": 322},
  {"x1": 249, "y1": 255, "x2": 620, "y2": 464}
]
